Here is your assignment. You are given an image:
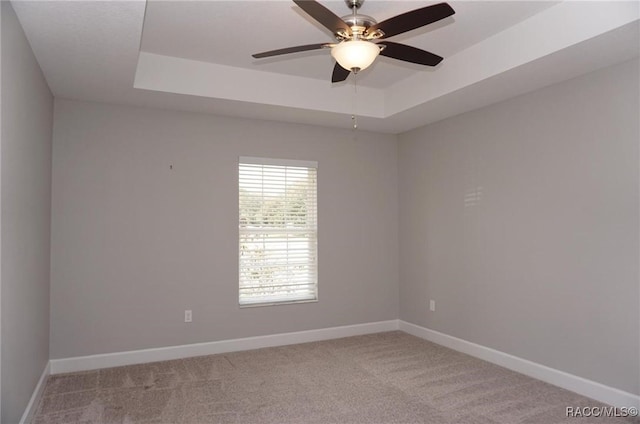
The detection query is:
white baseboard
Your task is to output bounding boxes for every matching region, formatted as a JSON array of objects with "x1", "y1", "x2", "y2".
[
  {"x1": 50, "y1": 320, "x2": 400, "y2": 374},
  {"x1": 47, "y1": 319, "x2": 639, "y2": 411},
  {"x1": 399, "y1": 320, "x2": 640, "y2": 410},
  {"x1": 19, "y1": 361, "x2": 50, "y2": 424}
]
